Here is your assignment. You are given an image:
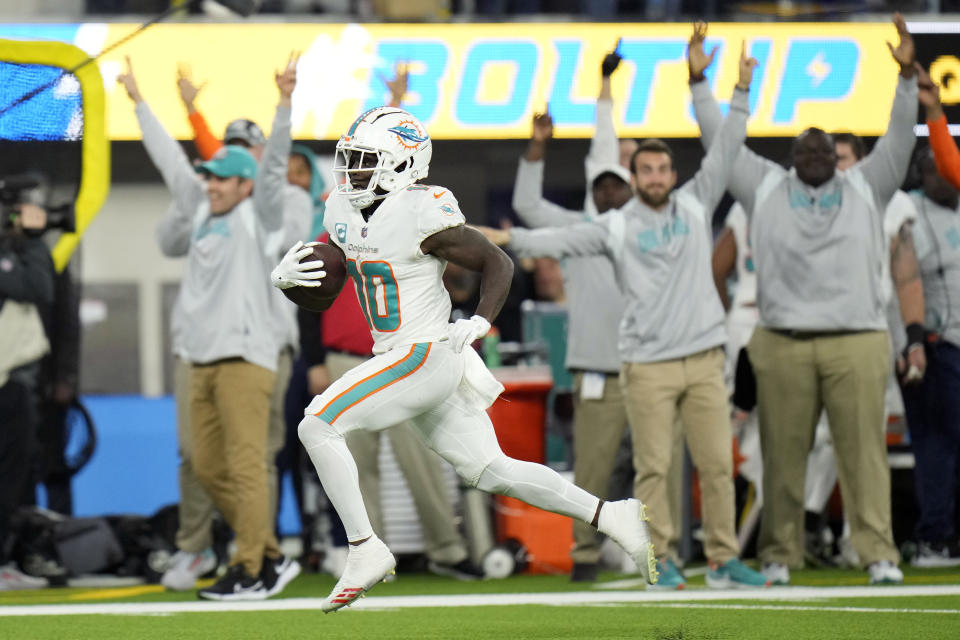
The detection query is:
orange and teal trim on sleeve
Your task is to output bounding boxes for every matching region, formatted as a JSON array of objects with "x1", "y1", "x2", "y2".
[
  {"x1": 315, "y1": 343, "x2": 431, "y2": 424},
  {"x1": 928, "y1": 113, "x2": 960, "y2": 191}
]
